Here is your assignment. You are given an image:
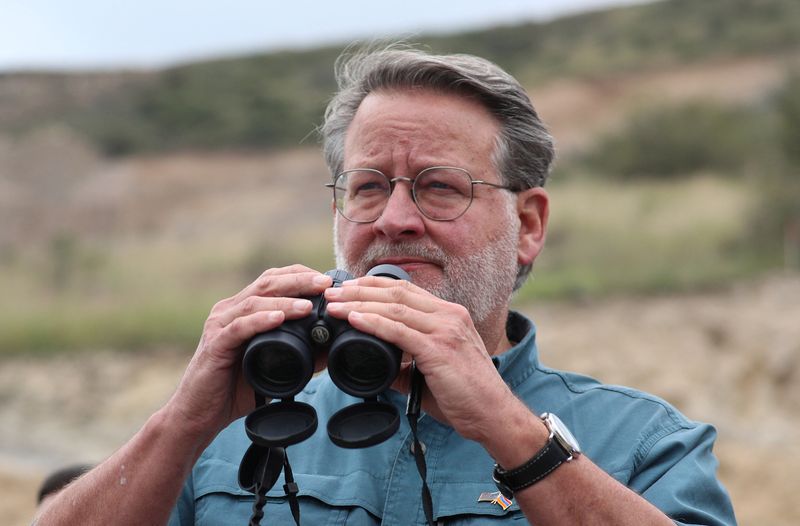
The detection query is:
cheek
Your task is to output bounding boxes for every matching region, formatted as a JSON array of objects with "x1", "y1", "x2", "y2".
[
  {"x1": 335, "y1": 219, "x2": 371, "y2": 257},
  {"x1": 442, "y1": 211, "x2": 499, "y2": 247},
  {"x1": 428, "y1": 222, "x2": 478, "y2": 255}
]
